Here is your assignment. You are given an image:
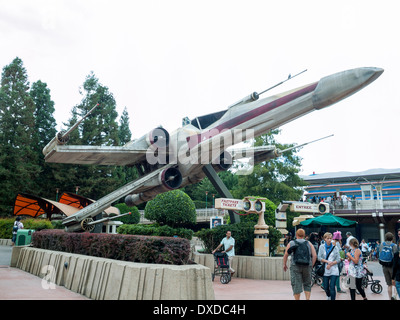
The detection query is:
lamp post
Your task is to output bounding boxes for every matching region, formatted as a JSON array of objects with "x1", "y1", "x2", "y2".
[
  {"x1": 56, "y1": 188, "x2": 59, "y2": 202},
  {"x1": 75, "y1": 186, "x2": 80, "y2": 194},
  {"x1": 205, "y1": 191, "x2": 208, "y2": 215}
]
